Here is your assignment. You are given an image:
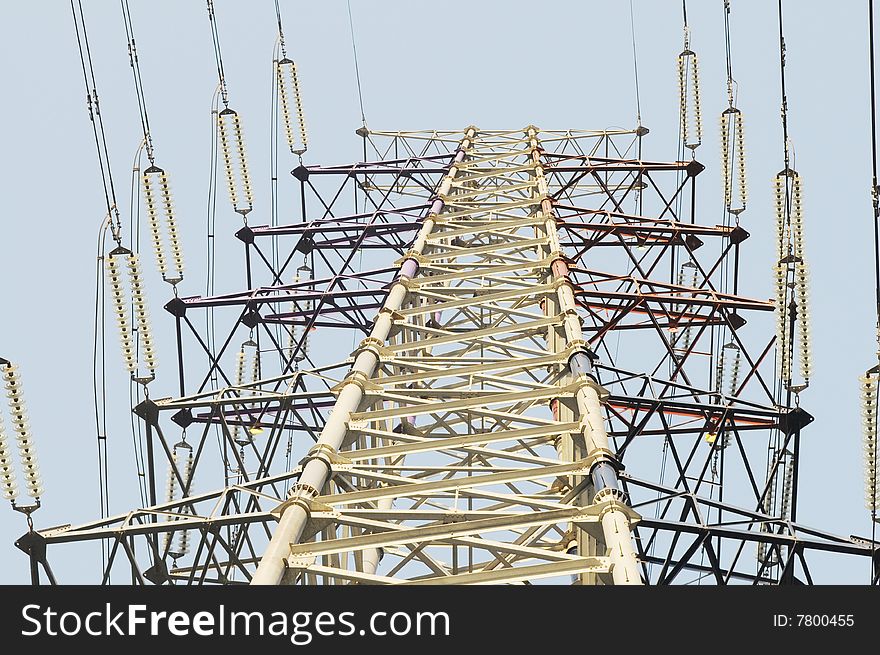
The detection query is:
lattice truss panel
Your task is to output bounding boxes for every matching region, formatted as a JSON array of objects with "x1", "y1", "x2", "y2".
[{"x1": 37, "y1": 128, "x2": 874, "y2": 585}]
